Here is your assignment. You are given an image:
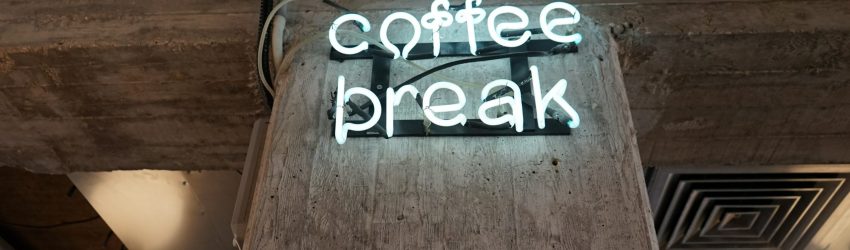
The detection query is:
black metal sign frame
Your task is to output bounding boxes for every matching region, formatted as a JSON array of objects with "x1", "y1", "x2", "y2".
[{"x1": 329, "y1": 40, "x2": 577, "y2": 138}]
